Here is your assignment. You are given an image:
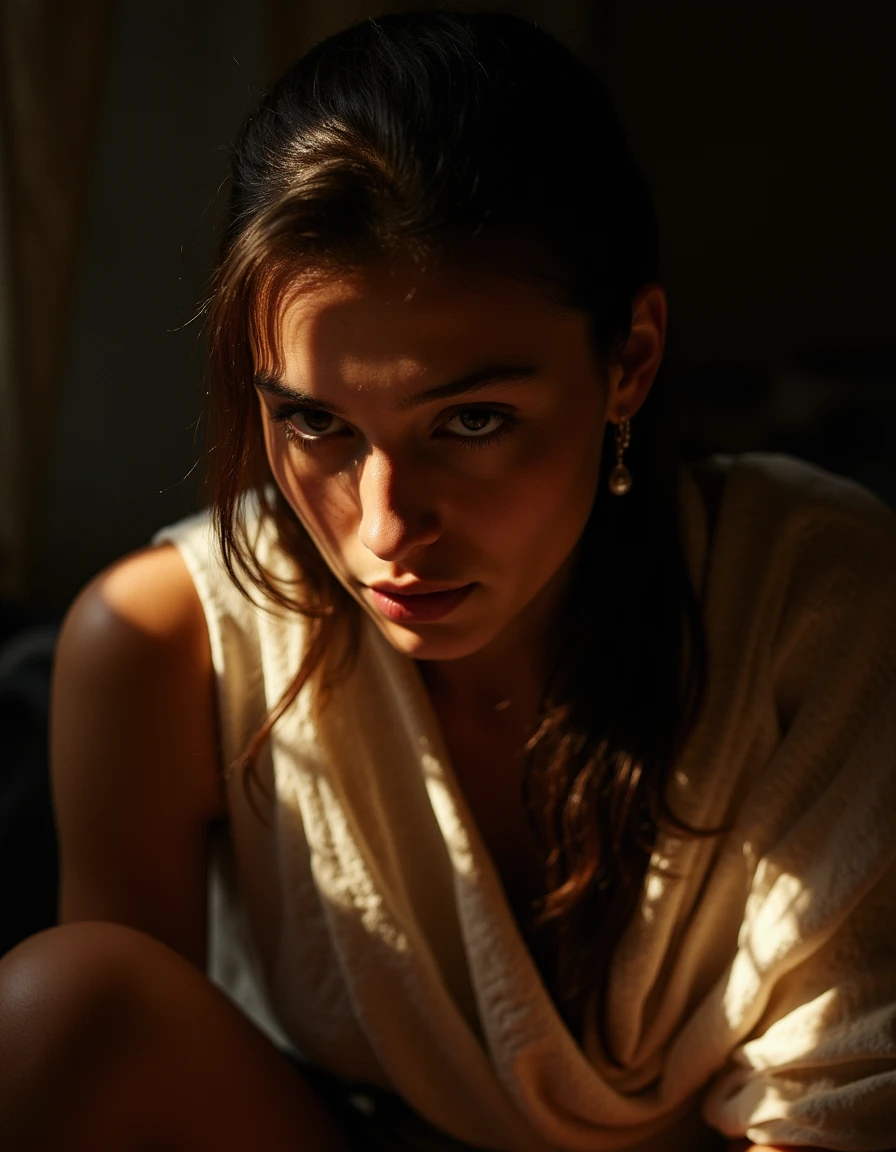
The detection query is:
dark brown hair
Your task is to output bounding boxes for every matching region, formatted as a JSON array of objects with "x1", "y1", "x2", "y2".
[{"x1": 205, "y1": 11, "x2": 709, "y2": 1042}]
